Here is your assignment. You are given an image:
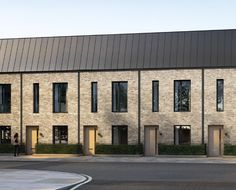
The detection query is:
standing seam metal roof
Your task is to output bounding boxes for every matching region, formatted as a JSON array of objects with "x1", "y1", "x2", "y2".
[{"x1": 0, "y1": 29, "x2": 236, "y2": 72}]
